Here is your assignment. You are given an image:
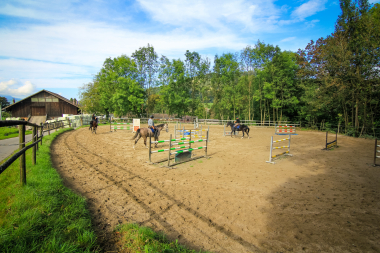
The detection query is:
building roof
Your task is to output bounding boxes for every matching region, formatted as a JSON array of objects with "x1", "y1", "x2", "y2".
[{"x1": 2, "y1": 89, "x2": 80, "y2": 110}]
